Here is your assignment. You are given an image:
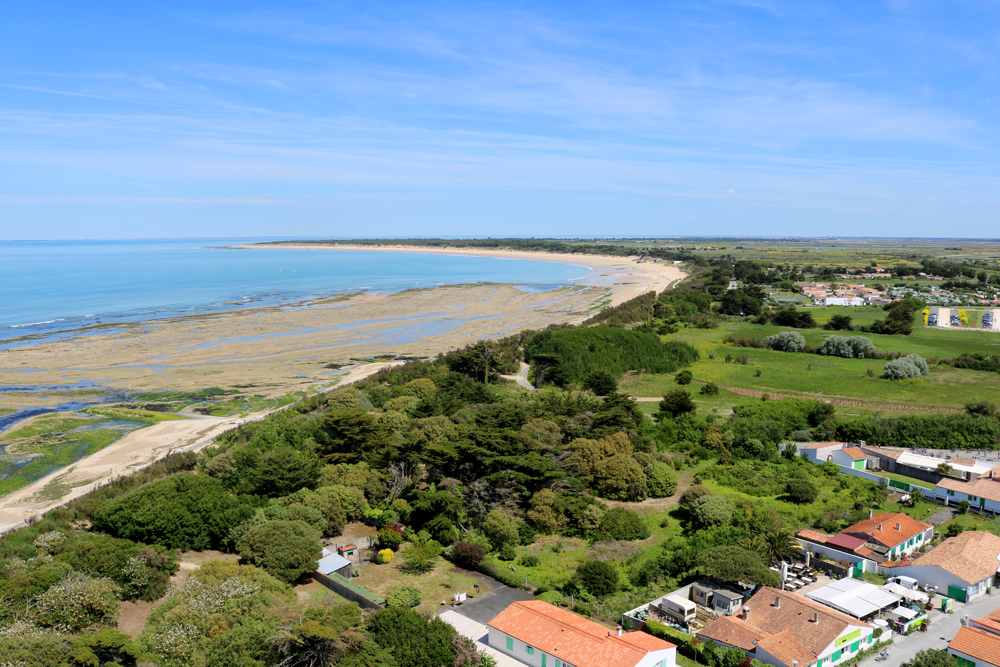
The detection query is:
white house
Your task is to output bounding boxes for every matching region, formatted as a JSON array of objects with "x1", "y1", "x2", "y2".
[
  {"x1": 488, "y1": 600, "x2": 676, "y2": 667},
  {"x1": 697, "y1": 587, "x2": 874, "y2": 667},
  {"x1": 797, "y1": 442, "x2": 847, "y2": 465},
  {"x1": 830, "y1": 447, "x2": 868, "y2": 471},
  {"x1": 936, "y1": 464, "x2": 1000, "y2": 514},
  {"x1": 948, "y1": 605, "x2": 1000, "y2": 667},
  {"x1": 884, "y1": 531, "x2": 1000, "y2": 602}
]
